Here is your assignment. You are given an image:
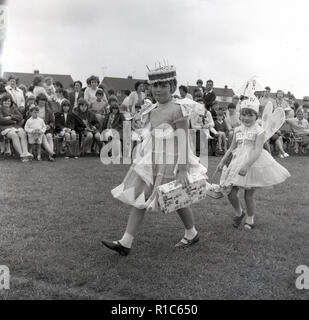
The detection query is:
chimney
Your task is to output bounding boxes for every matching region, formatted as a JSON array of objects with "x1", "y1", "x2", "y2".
[
  {"x1": 224, "y1": 85, "x2": 228, "y2": 89},
  {"x1": 127, "y1": 75, "x2": 133, "y2": 79},
  {"x1": 34, "y1": 70, "x2": 40, "y2": 75}
]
